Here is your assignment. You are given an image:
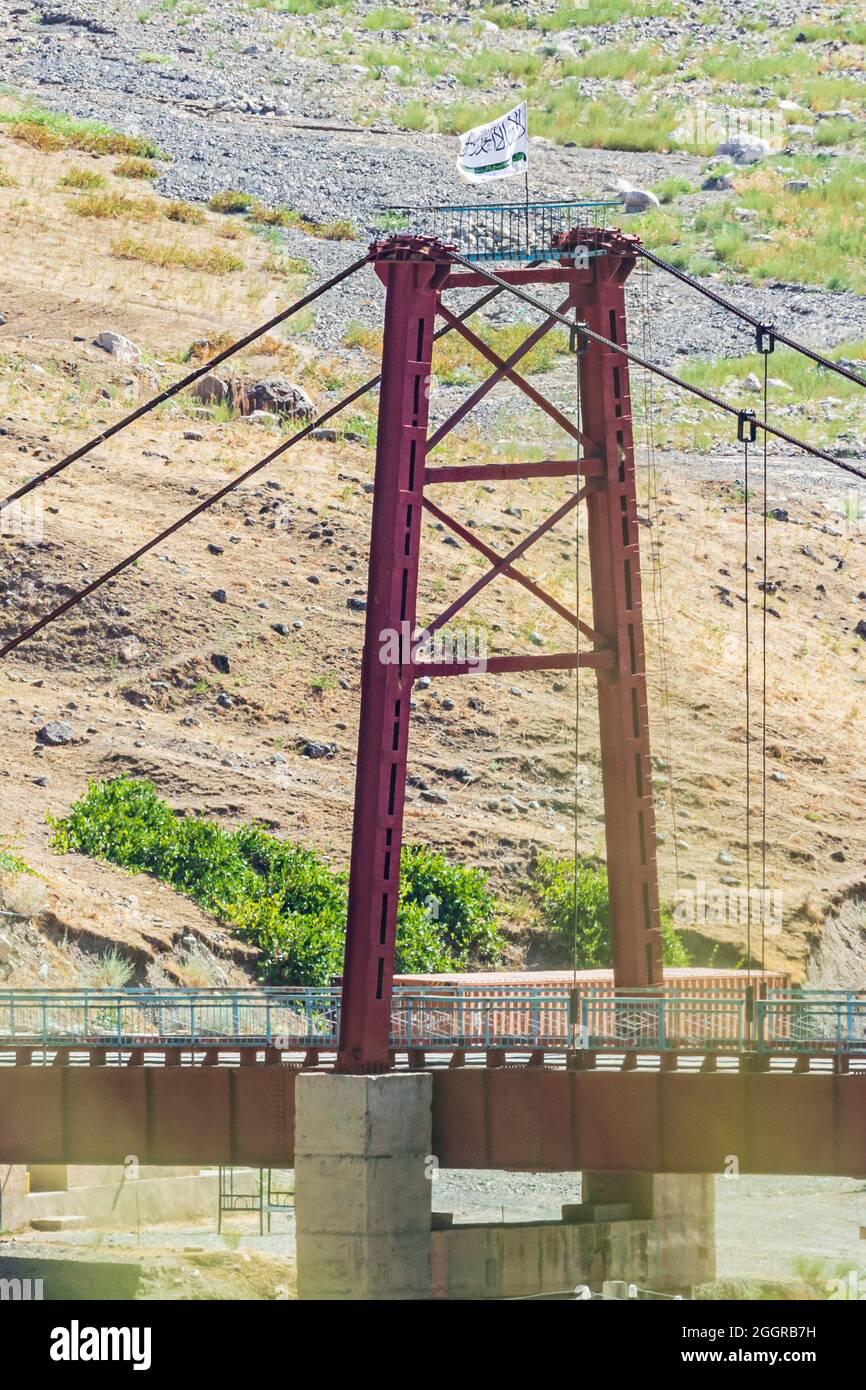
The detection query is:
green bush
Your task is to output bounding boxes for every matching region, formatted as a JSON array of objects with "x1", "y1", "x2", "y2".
[
  {"x1": 49, "y1": 777, "x2": 502, "y2": 984},
  {"x1": 528, "y1": 851, "x2": 689, "y2": 968},
  {"x1": 0, "y1": 847, "x2": 30, "y2": 874},
  {"x1": 208, "y1": 189, "x2": 254, "y2": 214}
]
